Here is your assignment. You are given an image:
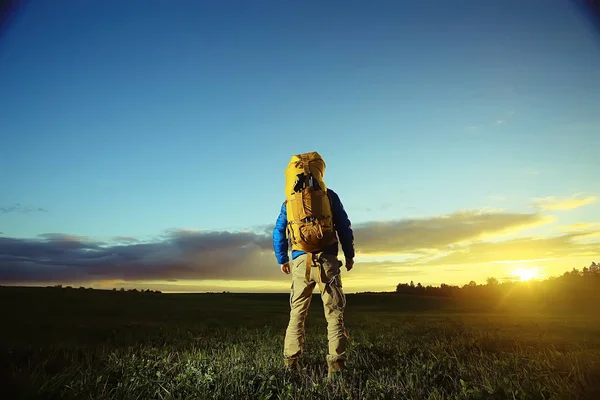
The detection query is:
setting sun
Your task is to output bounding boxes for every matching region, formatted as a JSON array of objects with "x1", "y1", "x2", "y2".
[{"x1": 513, "y1": 267, "x2": 539, "y2": 282}]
